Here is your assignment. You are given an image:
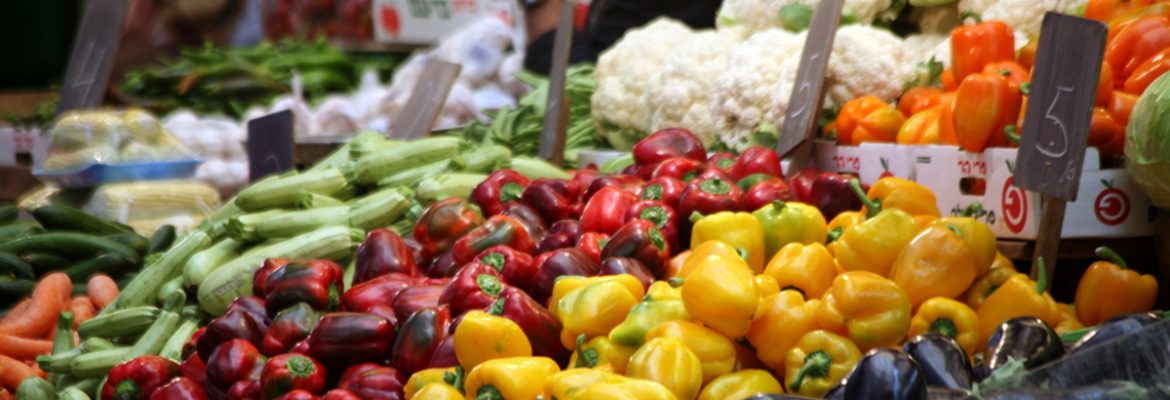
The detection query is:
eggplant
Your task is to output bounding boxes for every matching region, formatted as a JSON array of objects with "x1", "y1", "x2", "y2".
[
  {"x1": 984, "y1": 317, "x2": 1064, "y2": 372},
  {"x1": 744, "y1": 395, "x2": 820, "y2": 400},
  {"x1": 839, "y1": 348, "x2": 927, "y2": 400},
  {"x1": 1067, "y1": 312, "x2": 1161, "y2": 354},
  {"x1": 903, "y1": 333, "x2": 974, "y2": 390}
]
